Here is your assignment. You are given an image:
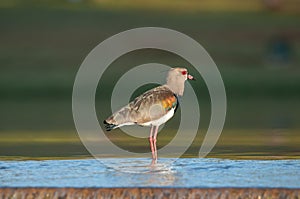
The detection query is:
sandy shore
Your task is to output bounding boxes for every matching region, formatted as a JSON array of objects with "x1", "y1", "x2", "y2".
[{"x1": 0, "y1": 188, "x2": 299, "y2": 199}]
